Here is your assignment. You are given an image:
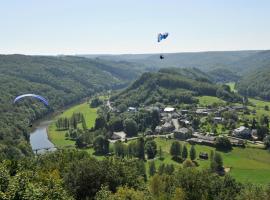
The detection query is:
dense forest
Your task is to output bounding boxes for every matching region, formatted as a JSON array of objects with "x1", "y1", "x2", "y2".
[
  {"x1": 237, "y1": 66, "x2": 270, "y2": 100},
  {"x1": 1, "y1": 149, "x2": 269, "y2": 200},
  {"x1": 111, "y1": 68, "x2": 241, "y2": 107},
  {"x1": 0, "y1": 55, "x2": 143, "y2": 160}
]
